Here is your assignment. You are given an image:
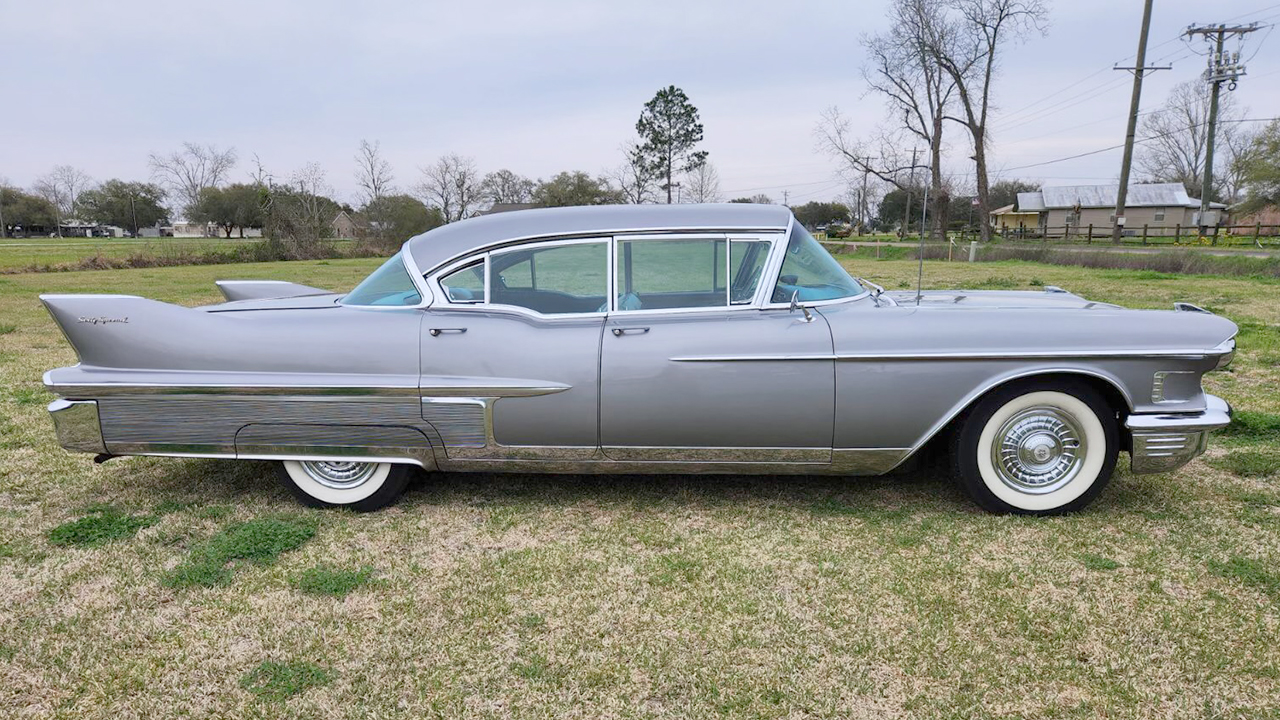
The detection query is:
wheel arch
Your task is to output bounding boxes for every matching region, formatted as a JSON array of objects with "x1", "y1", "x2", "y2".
[{"x1": 901, "y1": 367, "x2": 1133, "y2": 467}]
